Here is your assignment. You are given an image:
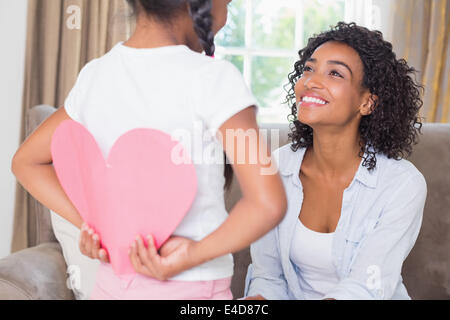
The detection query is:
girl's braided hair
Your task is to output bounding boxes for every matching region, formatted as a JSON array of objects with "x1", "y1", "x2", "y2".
[{"x1": 126, "y1": 0, "x2": 234, "y2": 189}]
